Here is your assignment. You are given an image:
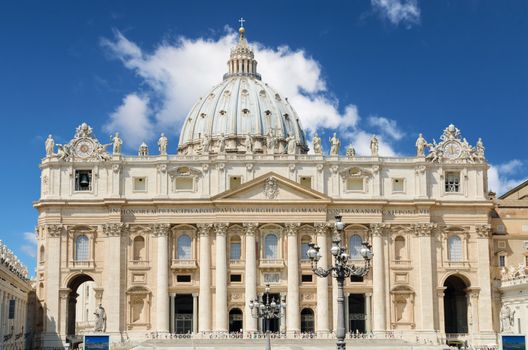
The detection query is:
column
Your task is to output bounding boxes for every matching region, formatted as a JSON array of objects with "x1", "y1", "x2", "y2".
[
  {"x1": 192, "y1": 293, "x2": 198, "y2": 334},
  {"x1": 215, "y1": 223, "x2": 228, "y2": 332},
  {"x1": 475, "y1": 225, "x2": 494, "y2": 336},
  {"x1": 371, "y1": 224, "x2": 386, "y2": 334},
  {"x1": 415, "y1": 224, "x2": 435, "y2": 336},
  {"x1": 103, "y1": 223, "x2": 126, "y2": 334},
  {"x1": 243, "y1": 223, "x2": 258, "y2": 333},
  {"x1": 44, "y1": 225, "x2": 62, "y2": 342},
  {"x1": 437, "y1": 288, "x2": 446, "y2": 334},
  {"x1": 198, "y1": 224, "x2": 212, "y2": 332},
  {"x1": 286, "y1": 223, "x2": 300, "y2": 335},
  {"x1": 280, "y1": 292, "x2": 287, "y2": 334},
  {"x1": 315, "y1": 223, "x2": 329, "y2": 335},
  {"x1": 170, "y1": 293, "x2": 175, "y2": 334},
  {"x1": 365, "y1": 293, "x2": 372, "y2": 333}
]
